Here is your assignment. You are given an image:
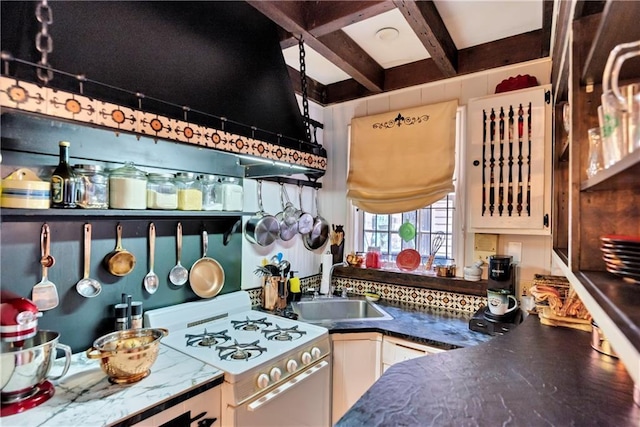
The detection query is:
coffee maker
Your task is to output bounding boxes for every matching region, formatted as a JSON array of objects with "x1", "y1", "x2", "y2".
[
  {"x1": 469, "y1": 255, "x2": 523, "y2": 335},
  {"x1": 487, "y1": 255, "x2": 516, "y2": 294}
]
